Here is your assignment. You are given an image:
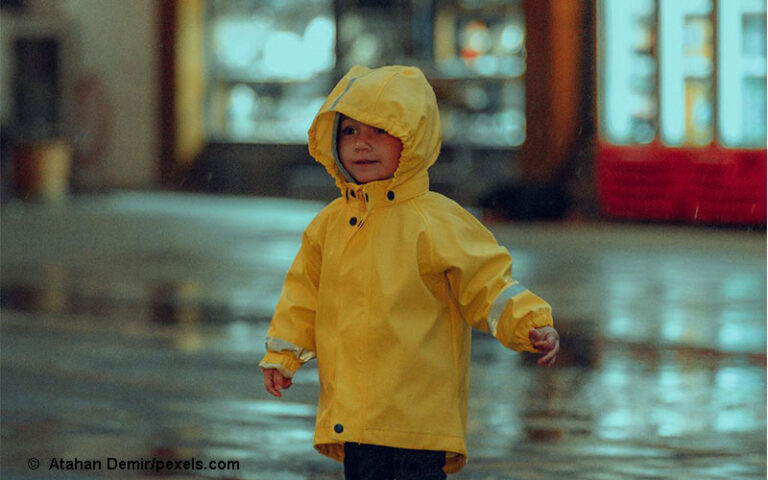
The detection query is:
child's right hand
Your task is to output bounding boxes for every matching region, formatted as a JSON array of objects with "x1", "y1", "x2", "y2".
[
  {"x1": 529, "y1": 326, "x2": 560, "y2": 367},
  {"x1": 263, "y1": 368, "x2": 293, "y2": 398}
]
